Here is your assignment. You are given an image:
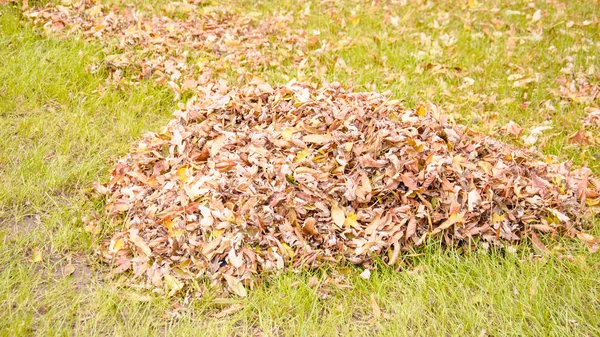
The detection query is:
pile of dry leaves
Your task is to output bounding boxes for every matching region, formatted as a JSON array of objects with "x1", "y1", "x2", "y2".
[{"x1": 93, "y1": 82, "x2": 600, "y2": 296}]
